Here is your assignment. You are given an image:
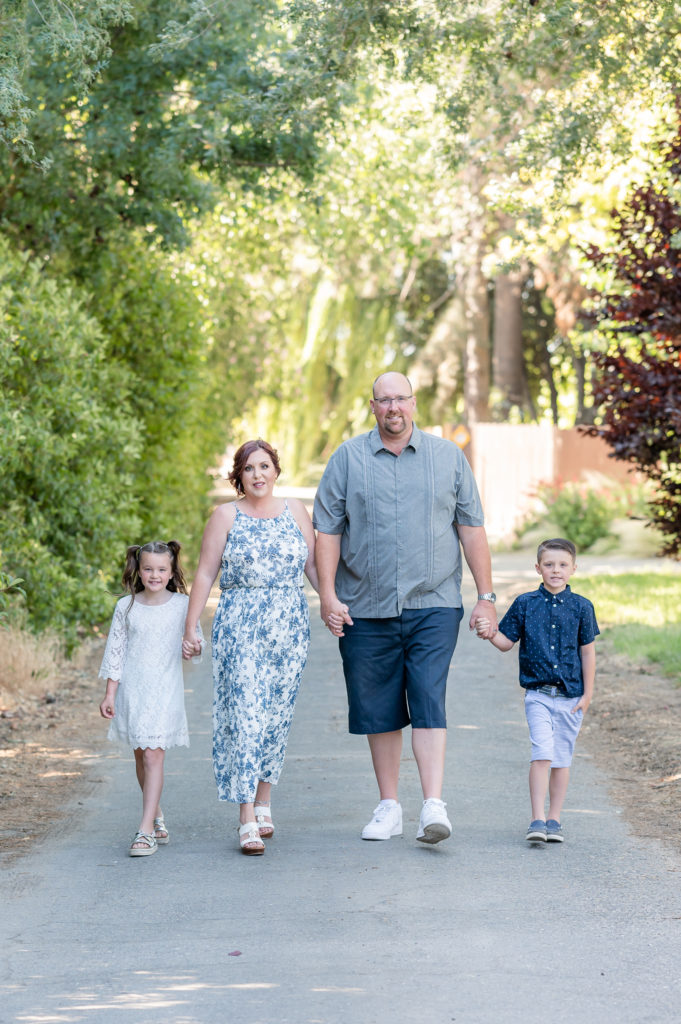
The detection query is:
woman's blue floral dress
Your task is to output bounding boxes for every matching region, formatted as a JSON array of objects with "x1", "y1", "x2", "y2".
[{"x1": 212, "y1": 503, "x2": 310, "y2": 803}]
